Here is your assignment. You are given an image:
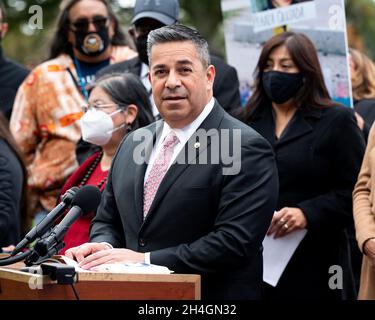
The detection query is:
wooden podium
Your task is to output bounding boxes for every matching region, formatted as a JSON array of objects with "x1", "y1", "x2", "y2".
[{"x1": 0, "y1": 261, "x2": 200, "y2": 300}]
